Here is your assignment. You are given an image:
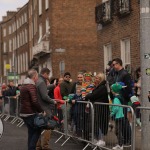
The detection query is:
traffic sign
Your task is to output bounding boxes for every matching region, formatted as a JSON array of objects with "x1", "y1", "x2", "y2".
[{"x1": 5, "y1": 64, "x2": 10, "y2": 69}]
